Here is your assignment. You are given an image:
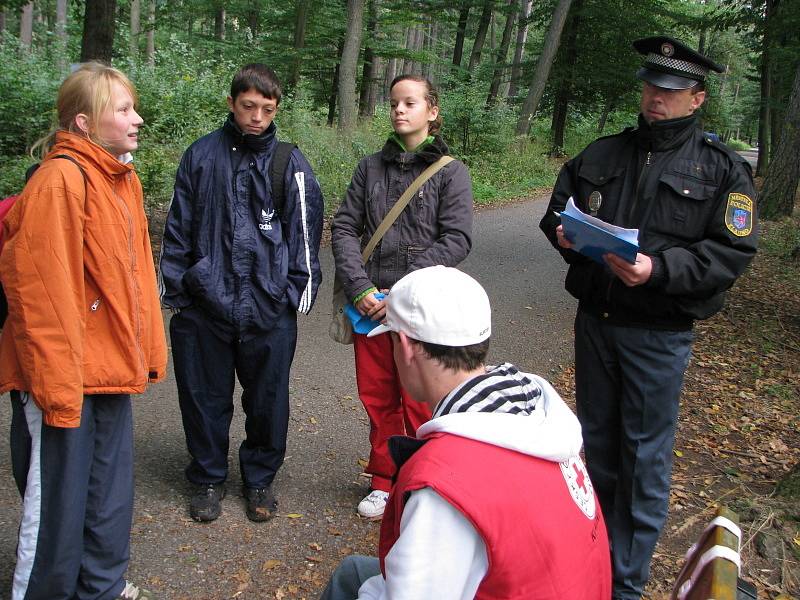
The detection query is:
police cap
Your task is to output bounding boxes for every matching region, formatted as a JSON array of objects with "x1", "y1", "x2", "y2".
[{"x1": 633, "y1": 36, "x2": 724, "y2": 90}]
